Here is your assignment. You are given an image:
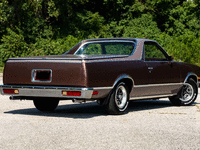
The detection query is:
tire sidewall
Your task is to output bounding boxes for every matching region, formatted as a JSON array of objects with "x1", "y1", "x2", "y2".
[
  {"x1": 33, "y1": 98, "x2": 59, "y2": 111},
  {"x1": 179, "y1": 79, "x2": 198, "y2": 105},
  {"x1": 106, "y1": 82, "x2": 130, "y2": 115},
  {"x1": 114, "y1": 82, "x2": 129, "y2": 112}
]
